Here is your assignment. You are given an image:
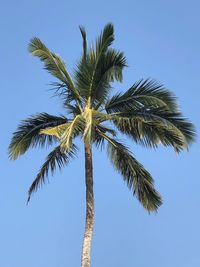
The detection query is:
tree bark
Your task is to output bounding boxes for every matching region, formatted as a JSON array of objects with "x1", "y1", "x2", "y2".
[{"x1": 81, "y1": 144, "x2": 94, "y2": 267}]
